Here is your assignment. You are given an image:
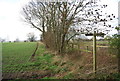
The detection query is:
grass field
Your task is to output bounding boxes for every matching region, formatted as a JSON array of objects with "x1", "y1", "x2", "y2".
[
  {"x1": 2, "y1": 42, "x2": 59, "y2": 79},
  {"x1": 2, "y1": 41, "x2": 119, "y2": 79},
  {"x1": 80, "y1": 40, "x2": 109, "y2": 46},
  {"x1": 2, "y1": 42, "x2": 37, "y2": 73}
]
